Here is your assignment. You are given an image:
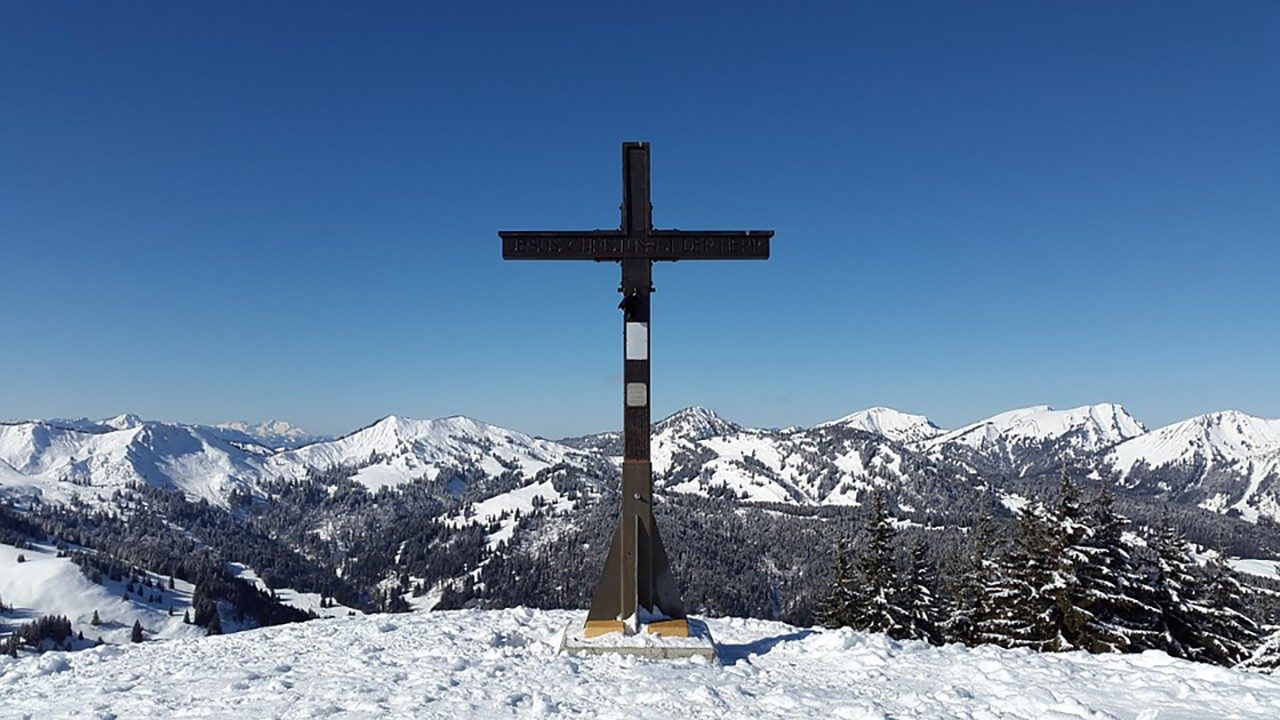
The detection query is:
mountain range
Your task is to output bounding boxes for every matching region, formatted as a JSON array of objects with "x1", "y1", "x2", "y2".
[
  {"x1": 3, "y1": 403, "x2": 1279, "y2": 522},
  {"x1": 4, "y1": 401, "x2": 1280, "y2": 648}
]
